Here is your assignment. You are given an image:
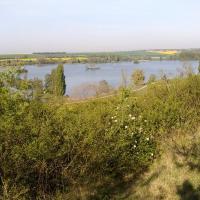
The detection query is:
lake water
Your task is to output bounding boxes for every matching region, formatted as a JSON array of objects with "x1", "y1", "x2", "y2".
[
  {"x1": 25, "y1": 61, "x2": 198, "y2": 95},
  {"x1": 22, "y1": 60, "x2": 198, "y2": 96}
]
